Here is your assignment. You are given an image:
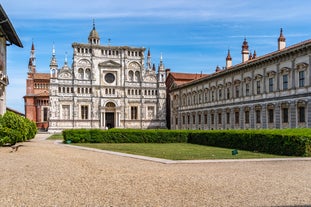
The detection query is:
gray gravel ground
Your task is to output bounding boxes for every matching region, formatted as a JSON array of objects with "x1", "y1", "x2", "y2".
[{"x1": 0, "y1": 133, "x2": 311, "y2": 207}]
